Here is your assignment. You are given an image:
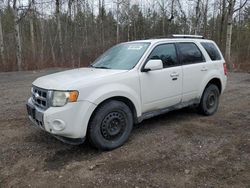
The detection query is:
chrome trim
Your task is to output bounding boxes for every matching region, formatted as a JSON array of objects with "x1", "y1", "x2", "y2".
[{"x1": 31, "y1": 86, "x2": 50, "y2": 110}]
